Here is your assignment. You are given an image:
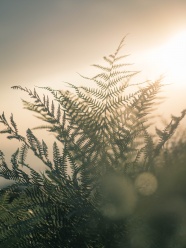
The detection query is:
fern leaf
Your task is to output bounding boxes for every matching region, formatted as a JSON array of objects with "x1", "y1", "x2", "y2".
[
  {"x1": 19, "y1": 143, "x2": 28, "y2": 165},
  {"x1": 92, "y1": 64, "x2": 111, "y2": 72},
  {"x1": 10, "y1": 114, "x2": 18, "y2": 133}
]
